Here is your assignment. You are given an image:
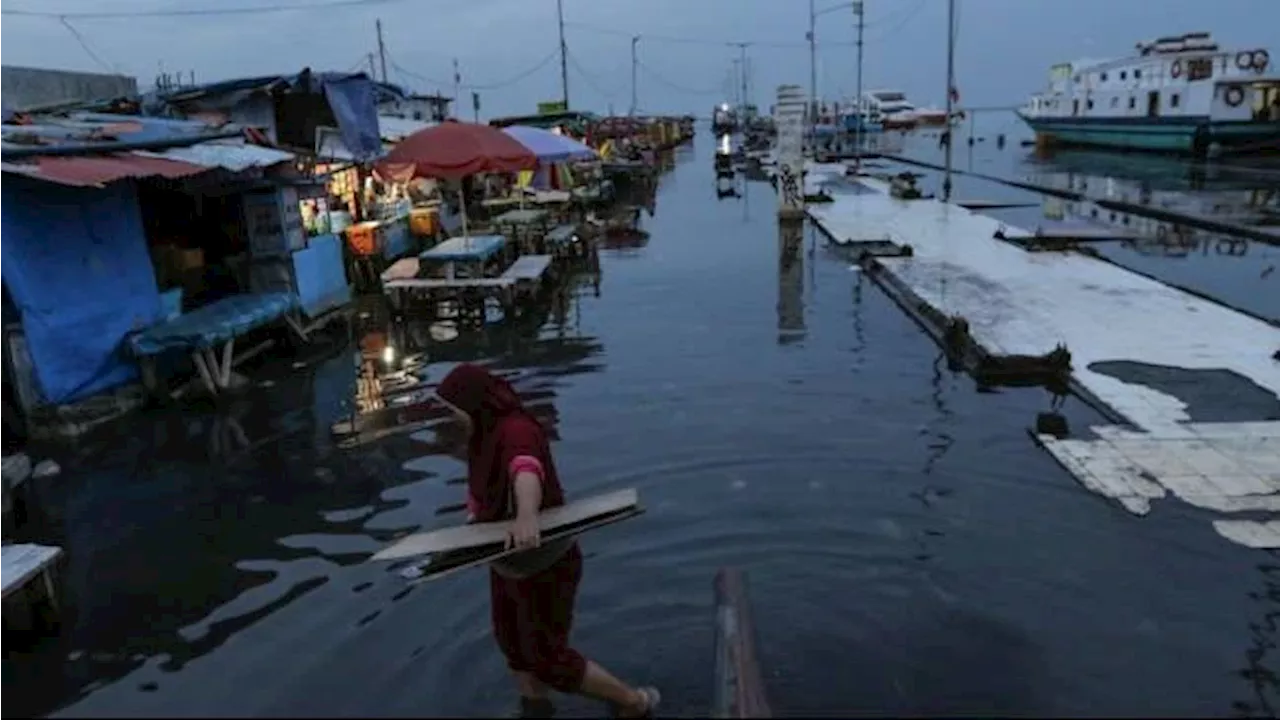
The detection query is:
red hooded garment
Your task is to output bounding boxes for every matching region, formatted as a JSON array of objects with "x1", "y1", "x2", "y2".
[
  {"x1": 435, "y1": 363, "x2": 587, "y2": 694},
  {"x1": 435, "y1": 363, "x2": 566, "y2": 522}
]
